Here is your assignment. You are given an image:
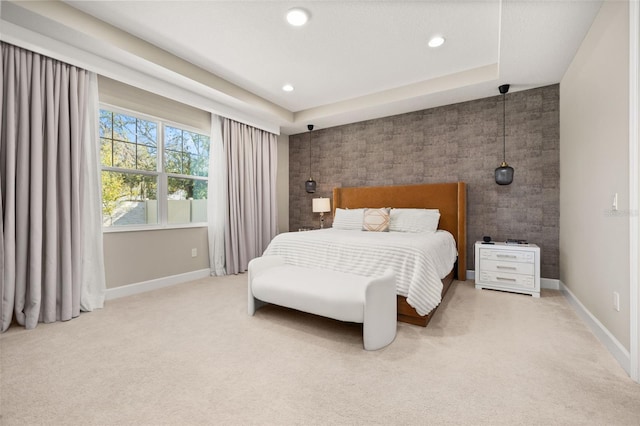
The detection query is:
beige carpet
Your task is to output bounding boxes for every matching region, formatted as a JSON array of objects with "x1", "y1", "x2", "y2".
[{"x1": 1, "y1": 275, "x2": 639, "y2": 425}]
